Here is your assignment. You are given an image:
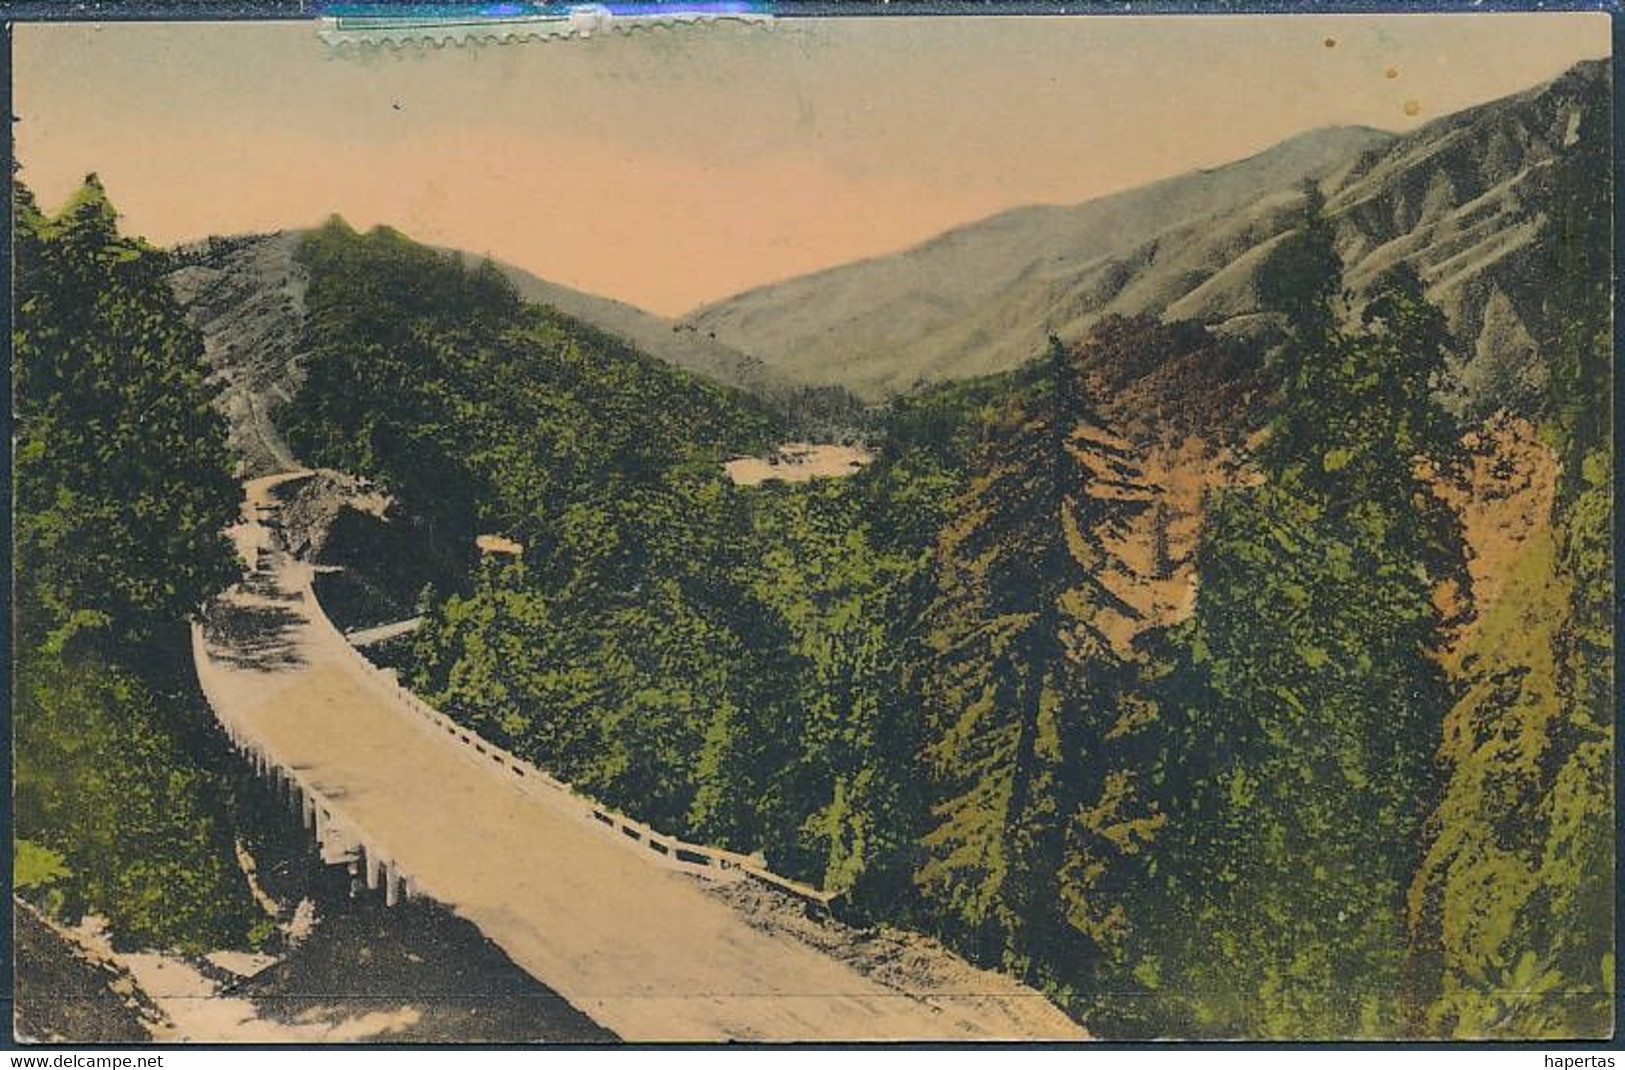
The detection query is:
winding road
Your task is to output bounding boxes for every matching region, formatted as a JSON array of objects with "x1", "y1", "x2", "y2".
[{"x1": 192, "y1": 473, "x2": 1087, "y2": 1043}]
